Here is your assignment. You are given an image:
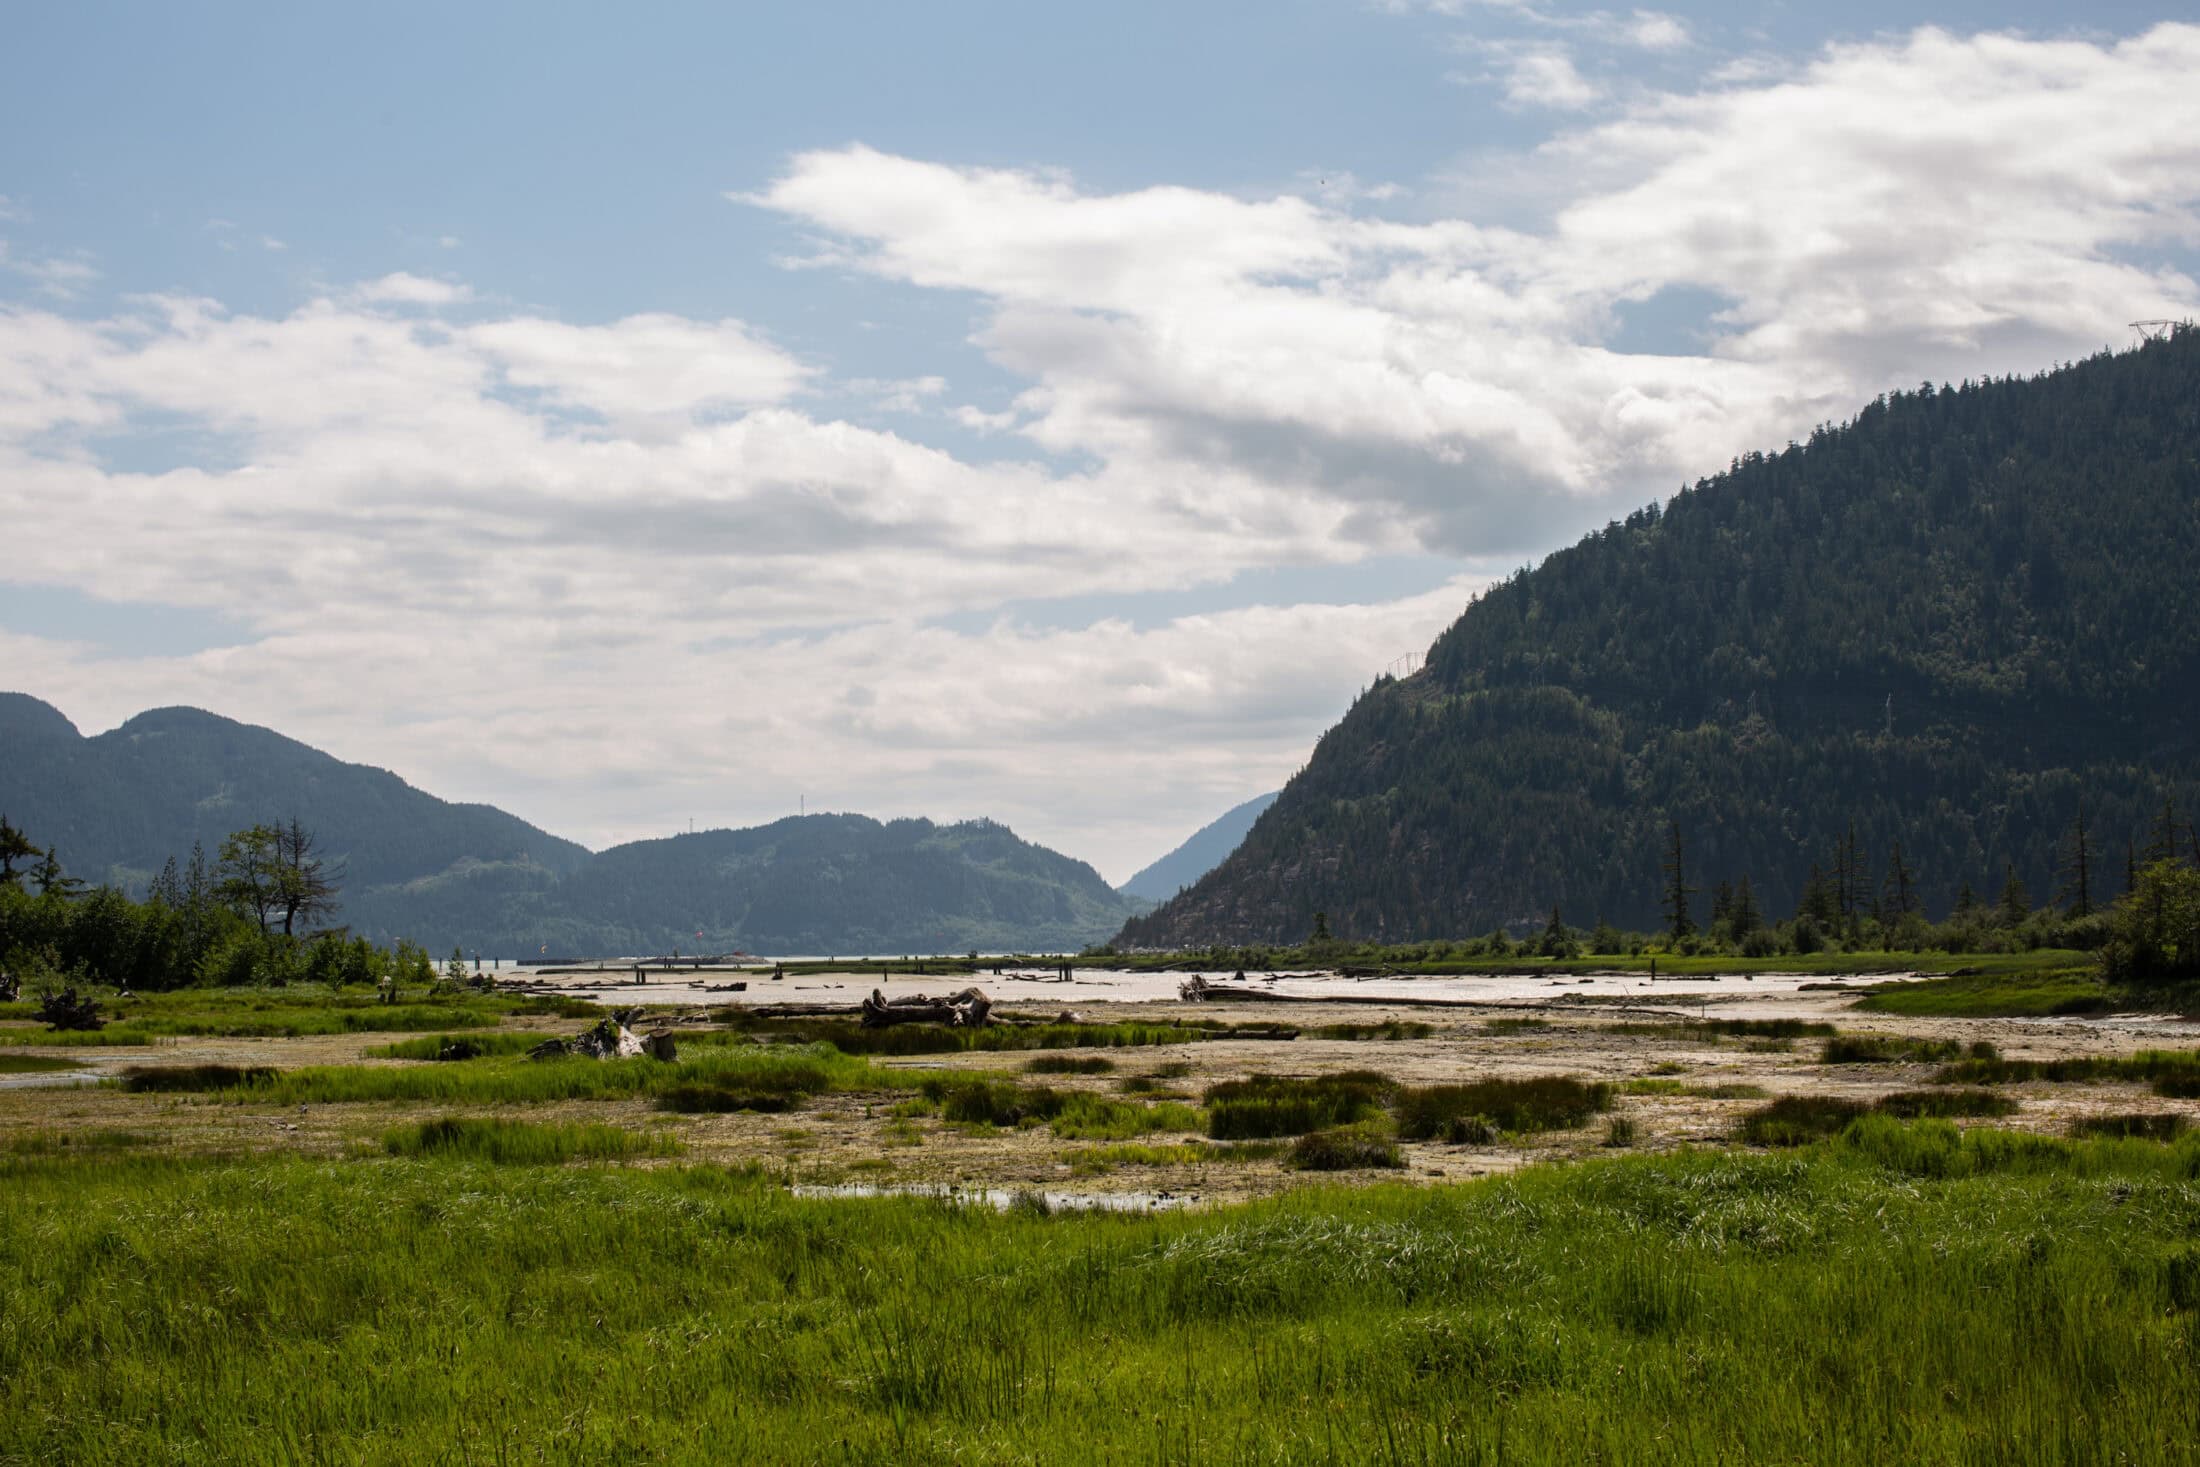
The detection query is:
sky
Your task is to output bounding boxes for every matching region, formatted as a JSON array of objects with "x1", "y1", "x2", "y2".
[{"x1": 3, "y1": 3, "x2": 2198, "y2": 883}]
